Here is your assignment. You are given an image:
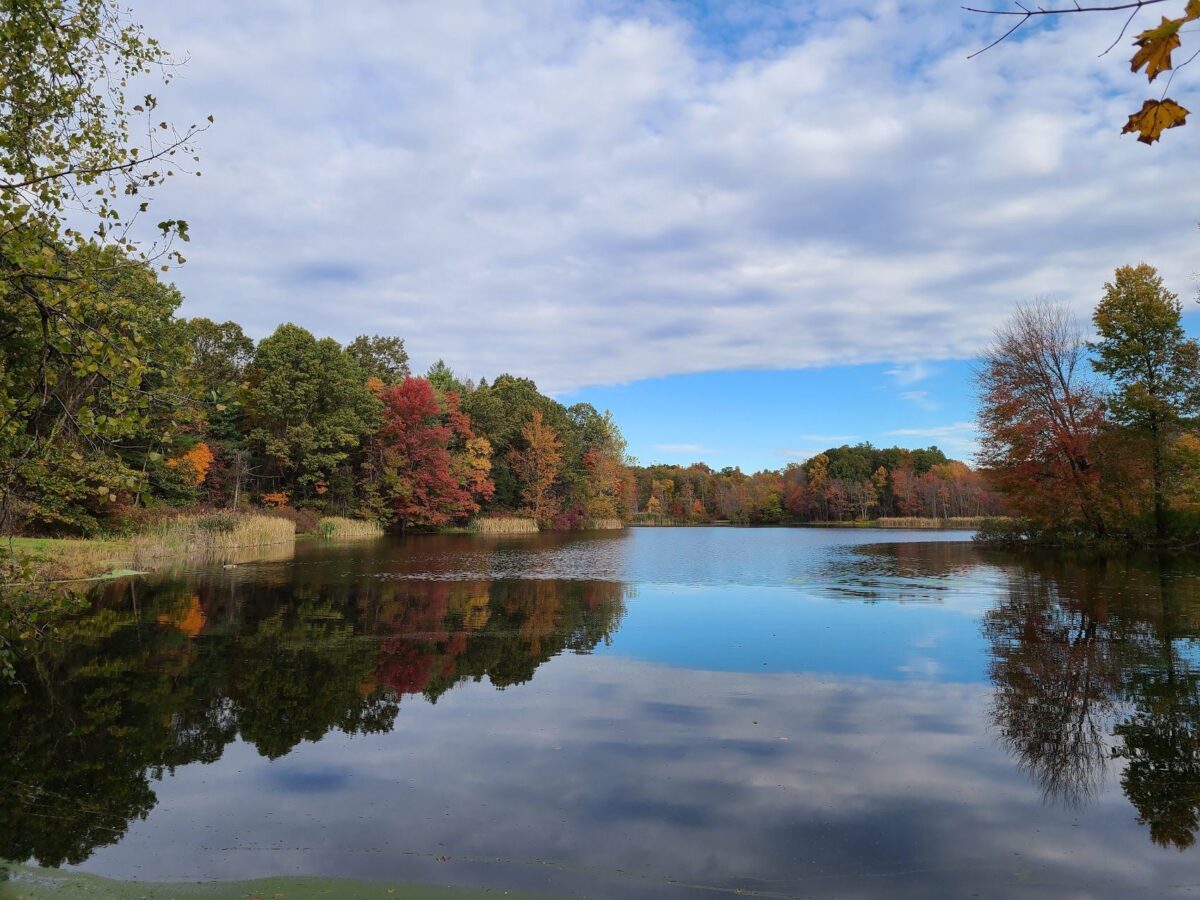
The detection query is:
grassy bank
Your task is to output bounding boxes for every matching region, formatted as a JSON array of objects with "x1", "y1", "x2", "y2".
[
  {"x1": 0, "y1": 863, "x2": 556, "y2": 899},
  {"x1": 3, "y1": 513, "x2": 295, "y2": 584},
  {"x1": 3, "y1": 536, "x2": 137, "y2": 583}
]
